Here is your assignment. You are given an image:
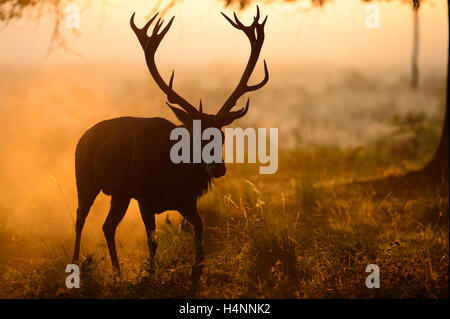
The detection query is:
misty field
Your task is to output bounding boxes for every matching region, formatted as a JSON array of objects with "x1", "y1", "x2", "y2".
[{"x1": 0, "y1": 66, "x2": 448, "y2": 298}]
